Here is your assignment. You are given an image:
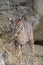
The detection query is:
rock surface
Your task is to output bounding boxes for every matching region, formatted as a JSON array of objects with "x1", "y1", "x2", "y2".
[
  {"x1": 0, "y1": 53, "x2": 5, "y2": 65},
  {"x1": 33, "y1": 0, "x2": 43, "y2": 15}
]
